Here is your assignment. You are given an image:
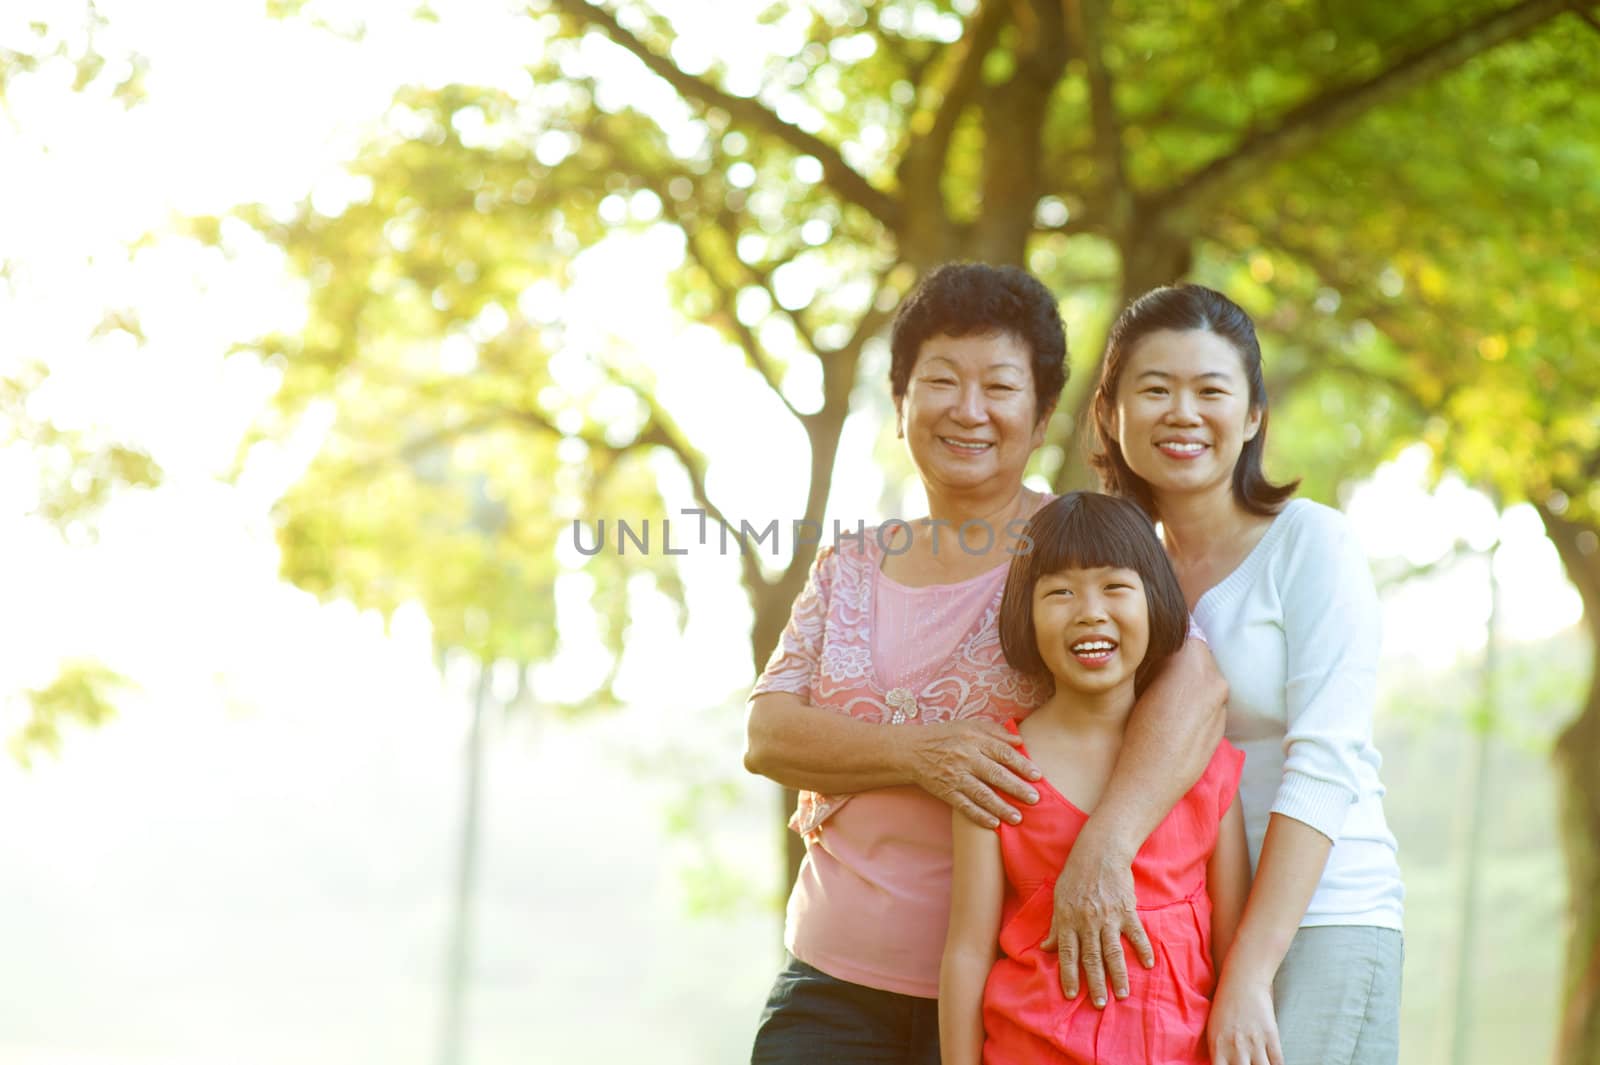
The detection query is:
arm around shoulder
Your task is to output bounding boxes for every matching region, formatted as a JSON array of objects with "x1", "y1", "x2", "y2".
[
  {"x1": 743, "y1": 691, "x2": 916, "y2": 793},
  {"x1": 743, "y1": 544, "x2": 917, "y2": 794},
  {"x1": 1089, "y1": 635, "x2": 1227, "y2": 855}
]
